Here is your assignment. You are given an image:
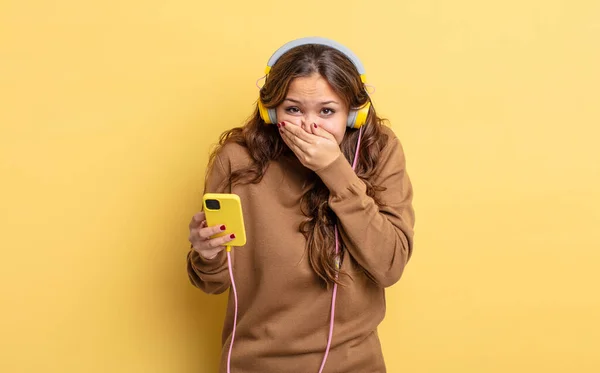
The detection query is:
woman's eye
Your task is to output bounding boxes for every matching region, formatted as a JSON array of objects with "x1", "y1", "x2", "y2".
[
  {"x1": 285, "y1": 107, "x2": 301, "y2": 114},
  {"x1": 321, "y1": 108, "x2": 336, "y2": 115}
]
